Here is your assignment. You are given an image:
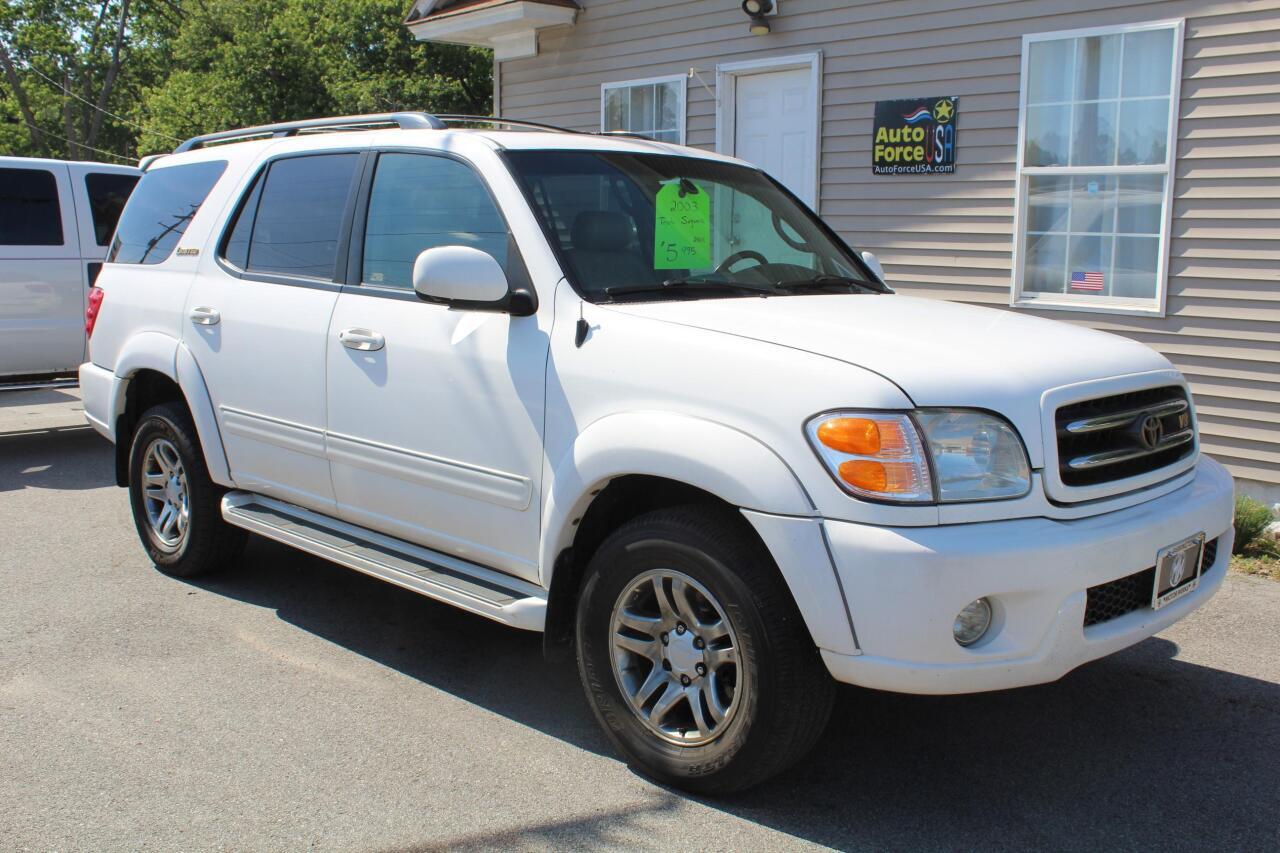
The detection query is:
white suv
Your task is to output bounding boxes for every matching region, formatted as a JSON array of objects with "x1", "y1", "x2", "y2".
[{"x1": 80, "y1": 113, "x2": 1234, "y2": 793}]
